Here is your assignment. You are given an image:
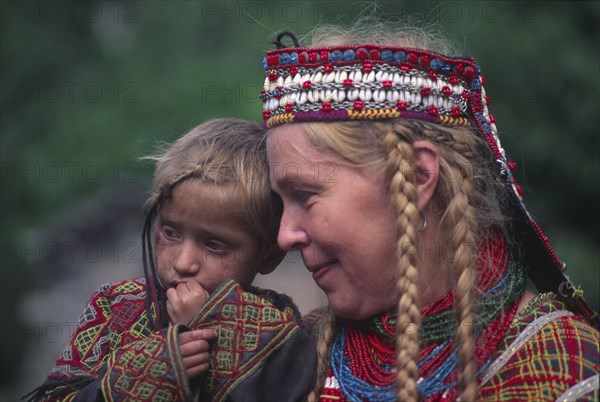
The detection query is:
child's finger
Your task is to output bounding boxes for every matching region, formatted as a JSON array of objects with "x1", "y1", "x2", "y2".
[
  {"x1": 182, "y1": 351, "x2": 210, "y2": 368},
  {"x1": 186, "y1": 280, "x2": 207, "y2": 294},
  {"x1": 175, "y1": 281, "x2": 191, "y2": 295},
  {"x1": 179, "y1": 329, "x2": 217, "y2": 346},
  {"x1": 179, "y1": 339, "x2": 210, "y2": 358},
  {"x1": 186, "y1": 362, "x2": 209, "y2": 379},
  {"x1": 166, "y1": 287, "x2": 178, "y2": 301}
]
